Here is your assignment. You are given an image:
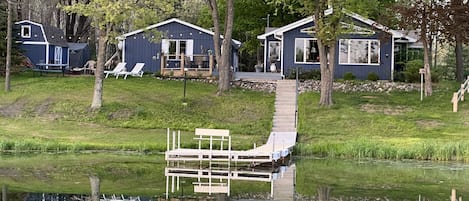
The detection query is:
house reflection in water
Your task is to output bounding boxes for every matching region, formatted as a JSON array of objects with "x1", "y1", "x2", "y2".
[{"x1": 164, "y1": 128, "x2": 296, "y2": 200}]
